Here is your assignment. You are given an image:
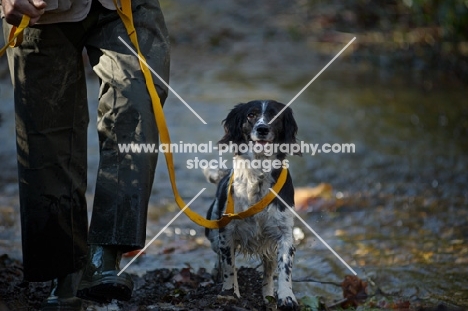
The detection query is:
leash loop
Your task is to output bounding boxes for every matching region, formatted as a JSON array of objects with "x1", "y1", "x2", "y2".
[
  {"x1": 0, "y1": 15, "x2": 30, "y2": 57},
  {"x1": 113, "y1": 0, "x2": 289, "y2": 228}
]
